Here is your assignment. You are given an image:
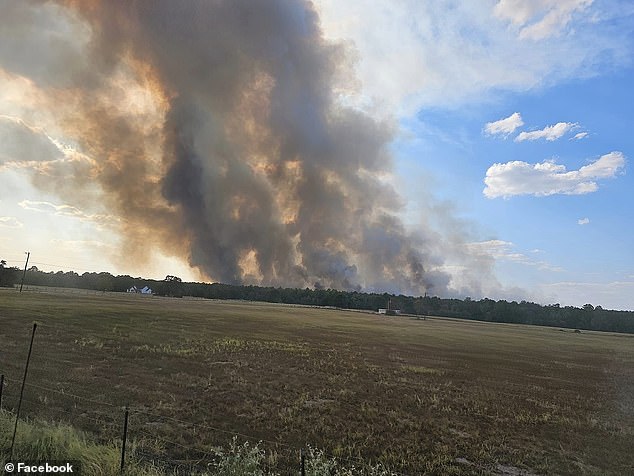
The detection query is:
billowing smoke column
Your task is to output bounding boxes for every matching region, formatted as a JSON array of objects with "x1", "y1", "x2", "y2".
[{"x1": 4, "y1": 0, "x2": 452, "y2": 295}]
